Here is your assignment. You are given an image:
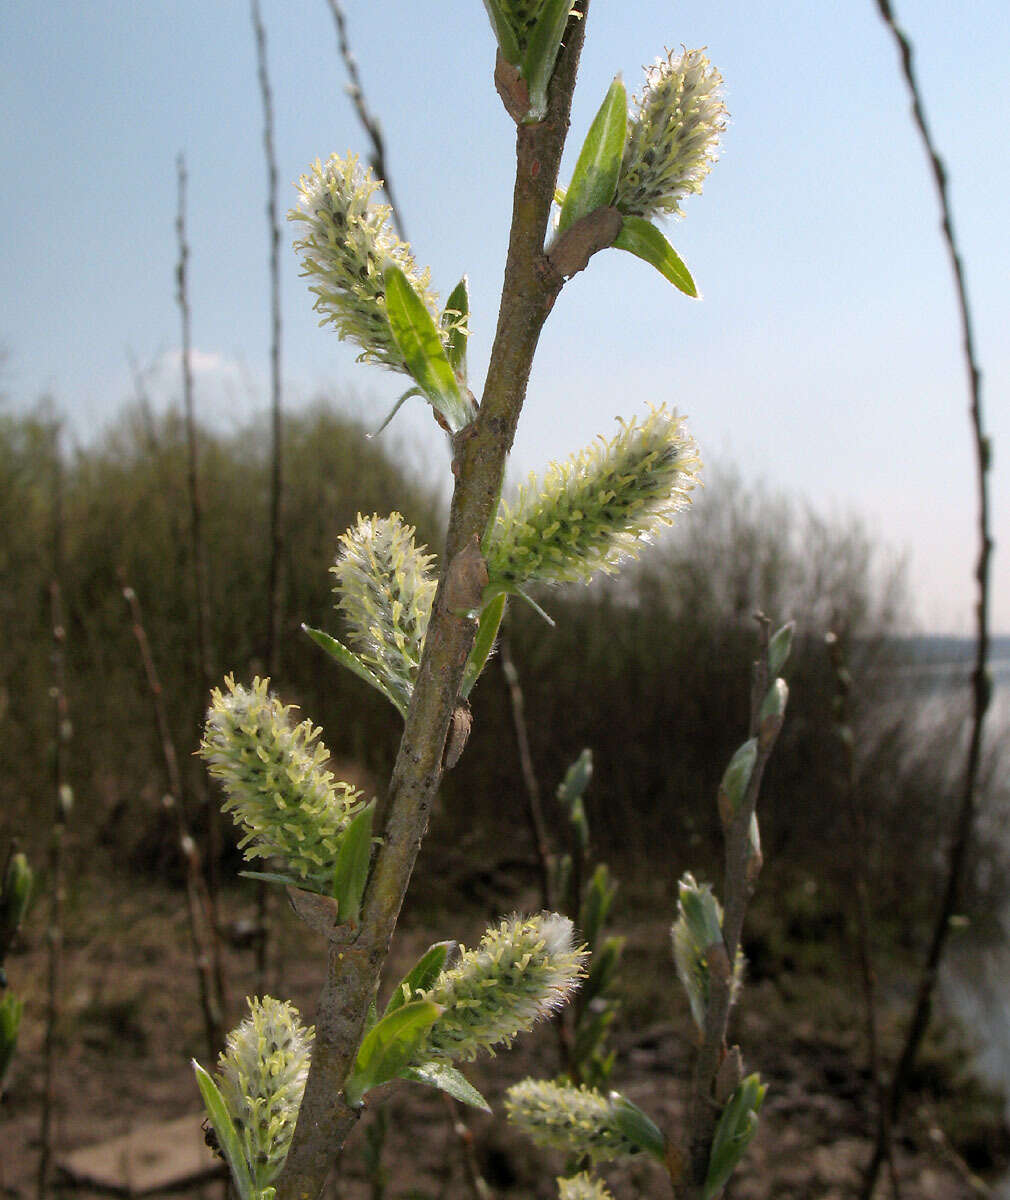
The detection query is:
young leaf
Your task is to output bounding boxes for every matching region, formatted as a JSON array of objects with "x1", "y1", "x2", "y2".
[
  {"x1": 345, "y1": 999, "x2": 442, "y2": 1106},
  {"x1": 192, "y1": 1062, "x2": 256, "y2": 1200},
  {"x1": 332, "y1": 802, "x2": 375, "y2": 923},
  {"x1": 612, "y1": 215, "x2": 698, "y2": 297},
  {"x1": 383, "y1": 940, "x2": 457, "y2": 1018},
  {"x1": 302, "y1": 624, "x2": 408, "y2": 719},
  {"x1": 482, "y1": 0, "x2": 522, "y2": 65},
  {"x1": 460, "y1": 591, "x2": 507, "y2": 699},
  {"x1": 704, "y1": 1074, "x2": 766, "y2": 1199},
  {"x1": 609, "y1": 1093, "x2": 667, "y2": 1163},
  {"x1": 558, "y1": 77, "x2": 627, "y2": 234},
  {"x1": 238, "y1": 870, "x2": 304, "y2": 888},
  {"x1": 558, "y1": 748, "x2": 593, "y2": 810},
  {"x1": 370, "y1": 386, "x2": 424, "y2": 438},
  {"x1": 579, "y1": 863, "x2": 616, "y2": 948},
  {"x1": 383, "y1": 265, "x2": 472, "y2": 432},
  {"x1": 401, "y1": 1062, "x2": 492, "y2": 1112},
  {"x1": 768, "y1": 620, "x2": 795, "y2": 676},
  {"x1": 717, "y1": 738, "x2": 758, "y2": 822},
  {"x1": 522, "y1": 0, "x2": 574, "y2": 122},
  {"x1": 441, "y1": 275, "x2": 470, "y2": 379}
]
